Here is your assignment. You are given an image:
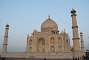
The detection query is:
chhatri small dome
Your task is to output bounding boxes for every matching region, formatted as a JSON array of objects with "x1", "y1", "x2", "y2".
[{"x1": 41, "y1": 16, "x2": 58, "y2": 32}]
